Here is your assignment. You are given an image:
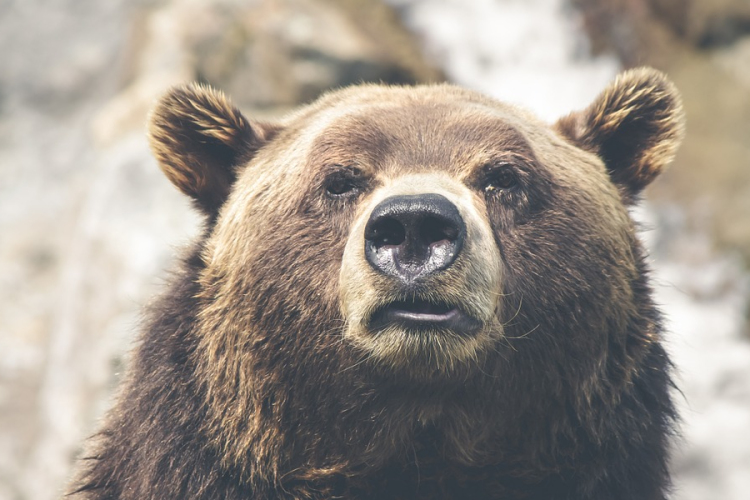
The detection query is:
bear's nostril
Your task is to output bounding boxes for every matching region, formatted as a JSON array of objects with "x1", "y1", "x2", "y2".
[
  {"x1": 421, "y1": 215, "x2": 458, "y2": 247},
  {"x1": 365, "y1": 217, "x2": 406, "y2": 248}
]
